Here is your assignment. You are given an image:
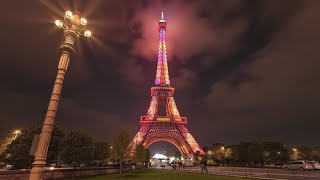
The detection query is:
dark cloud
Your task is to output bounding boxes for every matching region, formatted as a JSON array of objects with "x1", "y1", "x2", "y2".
[
  {"x1": 0, "y1": 0, "x2": 319, "y2": 152},
  {"x1": 201, "y1": 0, "x2": 320, "y2": 145}
]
